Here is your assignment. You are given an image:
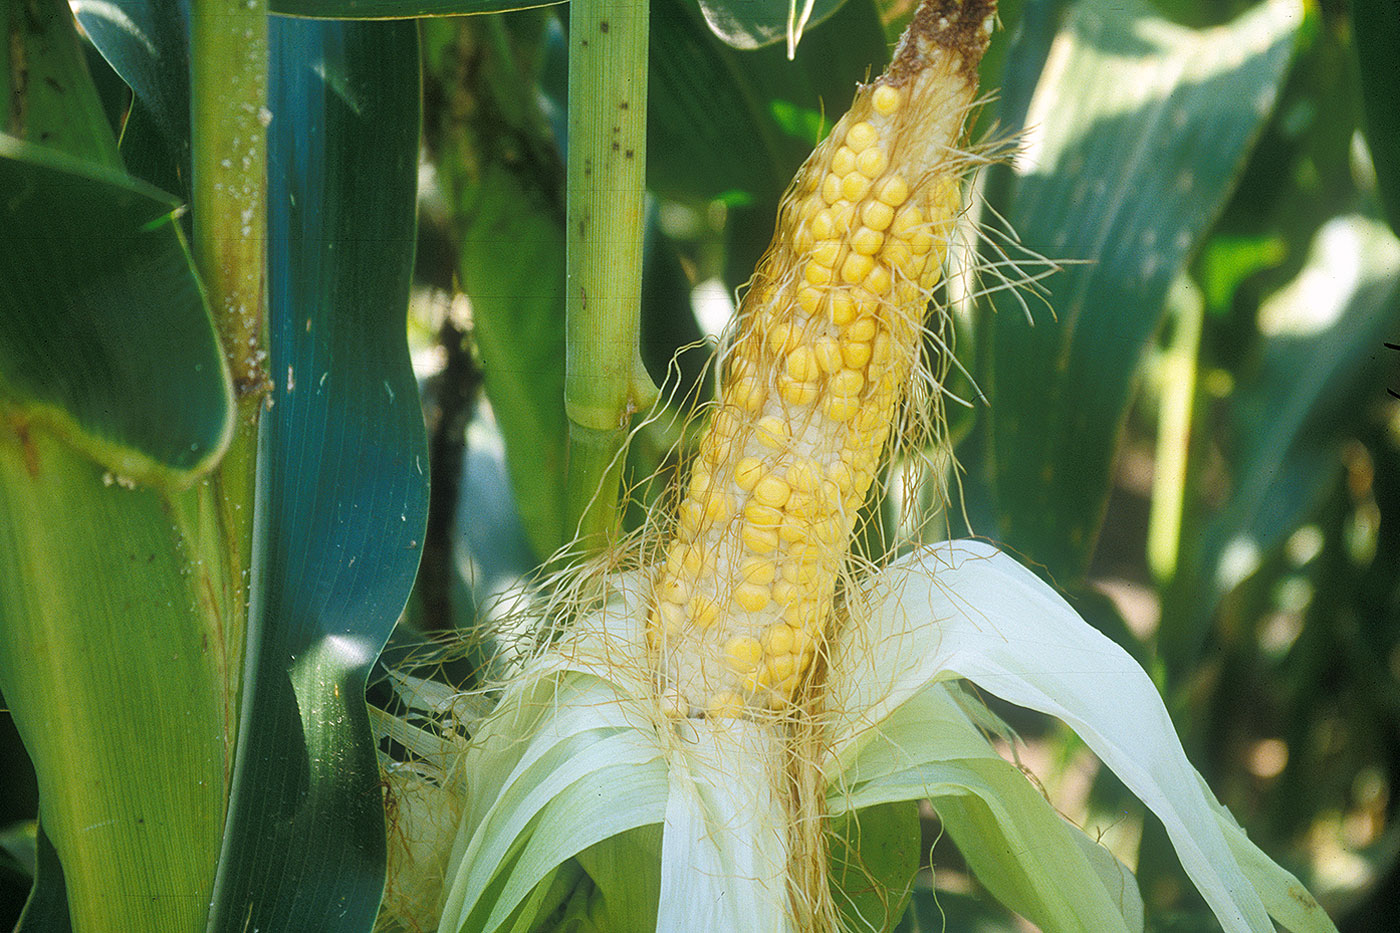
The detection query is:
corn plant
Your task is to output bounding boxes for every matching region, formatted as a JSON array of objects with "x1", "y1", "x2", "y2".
[{"x1": 2, "y1": 0, "x2": 1397, "y2": 930}]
